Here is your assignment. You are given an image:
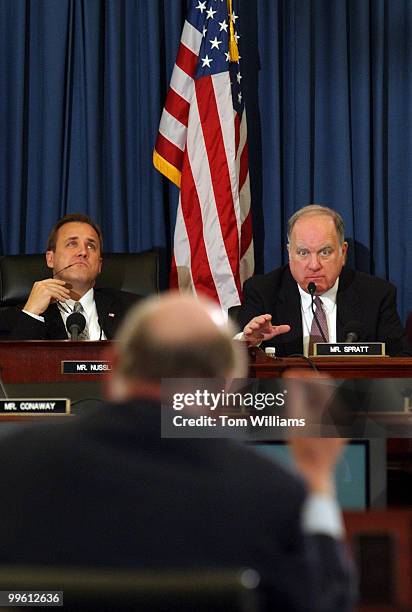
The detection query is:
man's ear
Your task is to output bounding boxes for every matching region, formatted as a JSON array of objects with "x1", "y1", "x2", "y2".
[
  {"x1": 45, "y1": 250, "x2": 54, "y2": 270},
  {"x1": 104, "y1": 372, "x2": 127, "y2": 402},
  {"x1": 341, "y1": 241, "x2": 348, "y2": 265},
  {"x1": 102, "y1": 345, "x2": 120, "y2": 400}
]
